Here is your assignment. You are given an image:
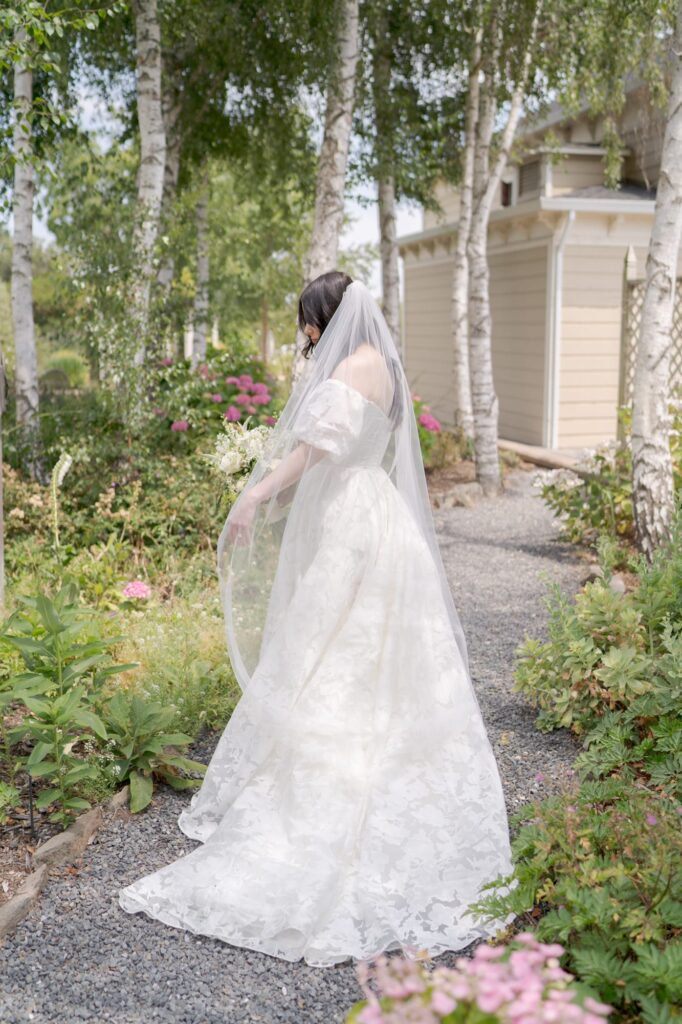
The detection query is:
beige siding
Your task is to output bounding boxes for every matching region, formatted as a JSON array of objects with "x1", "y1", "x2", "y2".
[
  {"x1": 403, "y1": 258, "x2": 456, "y2": 425},
  {"x1": 422, "y1": 181, "x2": 460, "y2": 229},
  {"x1": 551, "y1": 154, "x2": 604, "y2": 194},
  {"x1": 557, "y1": 245, "x2": 649, "y2": 447},
  {"x1": 403, "y1": 244, "x2": 549, "y2": 443},
  {"x1": 489, "y1": 246, "x2": 548, "y2": 444}
]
